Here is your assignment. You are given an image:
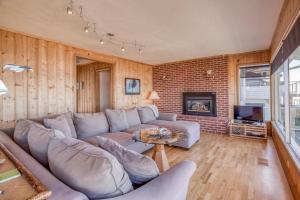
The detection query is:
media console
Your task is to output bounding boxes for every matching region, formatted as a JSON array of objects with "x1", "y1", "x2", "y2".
[{"x1": 228, "y1": 119, "x2": 267, "y2": 140}]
